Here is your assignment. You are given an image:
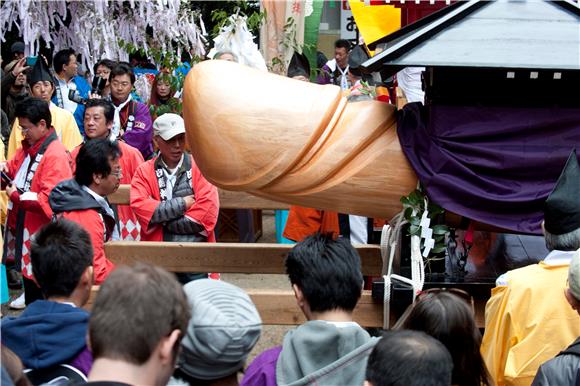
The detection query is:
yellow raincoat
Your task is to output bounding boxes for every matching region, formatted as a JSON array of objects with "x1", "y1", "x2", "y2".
[{"x1": 481, "y1": 252, "x2": 580, "y2": 386}]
